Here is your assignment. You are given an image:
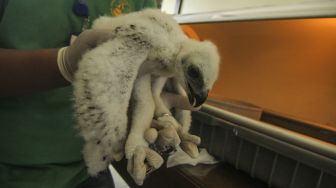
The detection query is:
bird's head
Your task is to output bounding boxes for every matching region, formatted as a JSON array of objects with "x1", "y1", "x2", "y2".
[{"x1": 175, "y1": 39, "x2": 220, "y2": 108}]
